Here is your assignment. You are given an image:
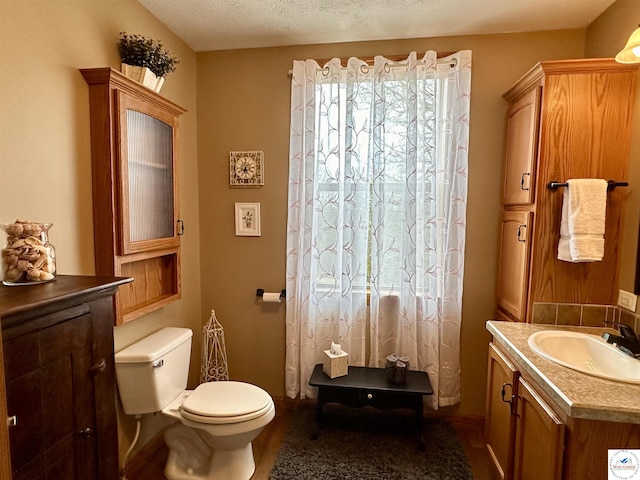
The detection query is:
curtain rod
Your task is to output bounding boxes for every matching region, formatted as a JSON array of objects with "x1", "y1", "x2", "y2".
[
  {"x1": 288, "y1": 52, "x2": 457, "y2": 77},
  {"x1": 313, "y1": 52, "x2": 455, "y2": 67}
]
